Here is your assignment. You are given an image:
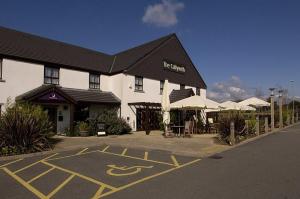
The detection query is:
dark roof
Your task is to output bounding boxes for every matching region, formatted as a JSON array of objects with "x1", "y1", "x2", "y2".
[
  {"x1": 61, "y1": 87, "x2": 120, "y2": 104},
  {"x1": 16, "y1": 85, "x2": 120, "y2": 104},
  {"x1": 169, "y1": 88, "x2": 195, "y2": 103},
  {"x1": 110, "y1": 34, "x2": 173, "y2": 73},
  {"x1": 0, "y1": 26, "x2": 206, "y2": 87},
  {"x1": 0, "y1": 26, "x2": 113, "y2": 73}
]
